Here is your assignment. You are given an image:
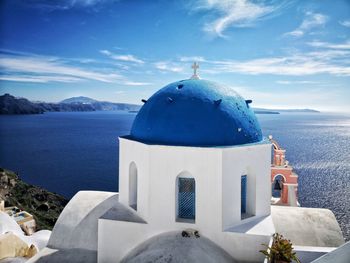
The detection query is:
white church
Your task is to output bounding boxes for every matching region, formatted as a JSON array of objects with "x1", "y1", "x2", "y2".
[{"x1": 25, "y1": 65, "x2": 345, "y2": 263}]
